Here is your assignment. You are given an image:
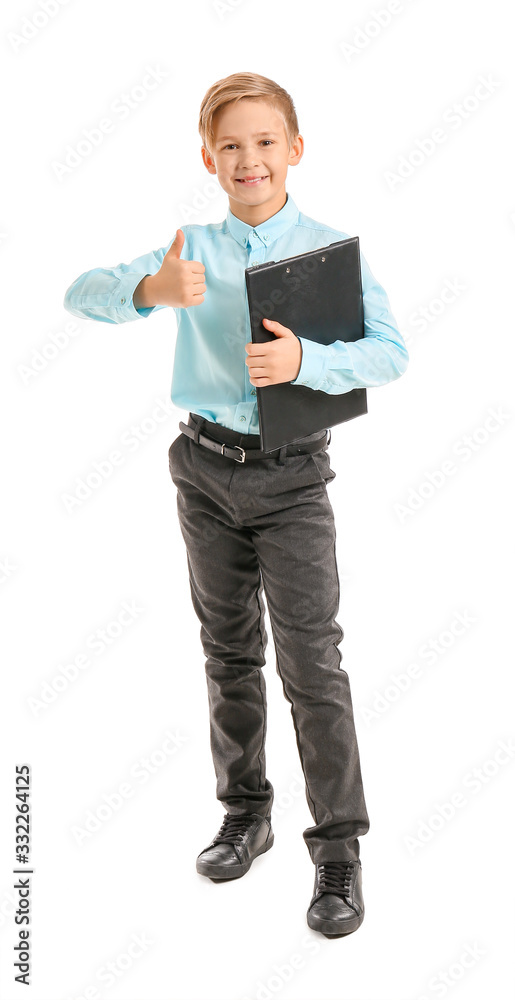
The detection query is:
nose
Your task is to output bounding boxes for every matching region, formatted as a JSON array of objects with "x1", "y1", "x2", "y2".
[
  {"x1": 237, "y1": 146, "x2": 262, "y2": 166},
  {"x1": 238, "y1": 157, "x2": 260, "y2": 169}
]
